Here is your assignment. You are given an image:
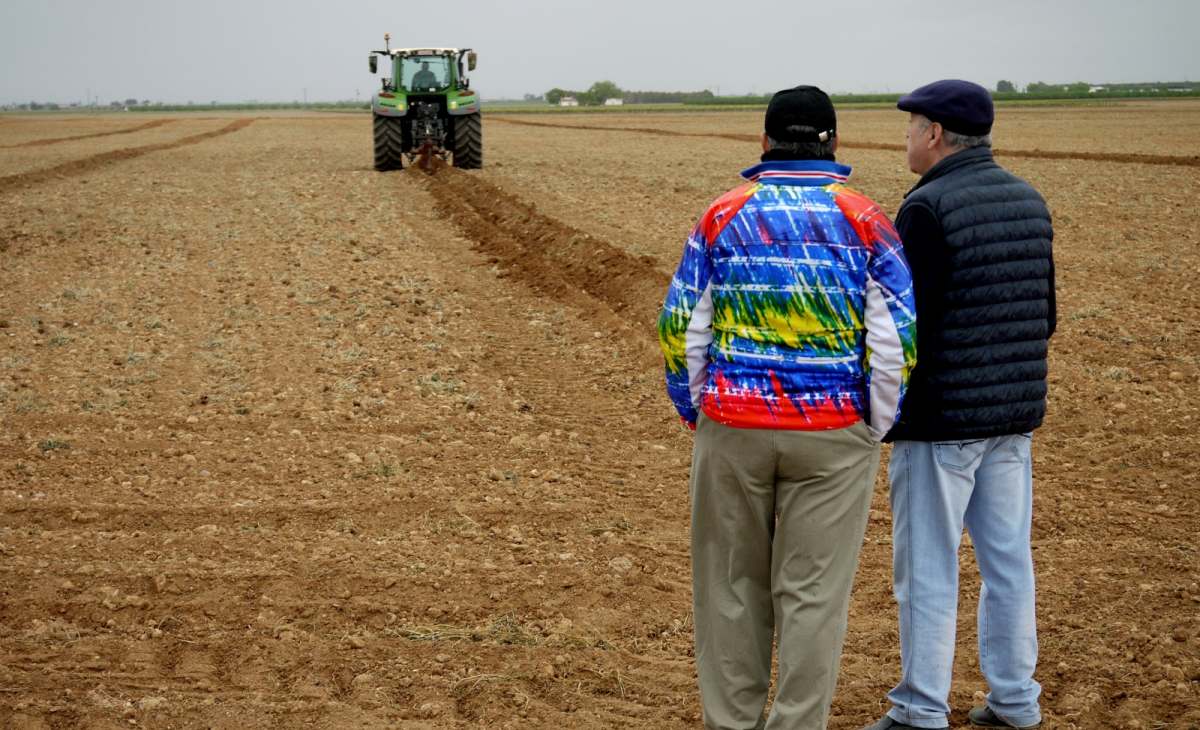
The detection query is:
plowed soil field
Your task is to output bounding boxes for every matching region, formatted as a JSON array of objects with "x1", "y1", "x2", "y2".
[{"x1": 1, "y1": 102, "x2": 1197, "y2": 729}]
